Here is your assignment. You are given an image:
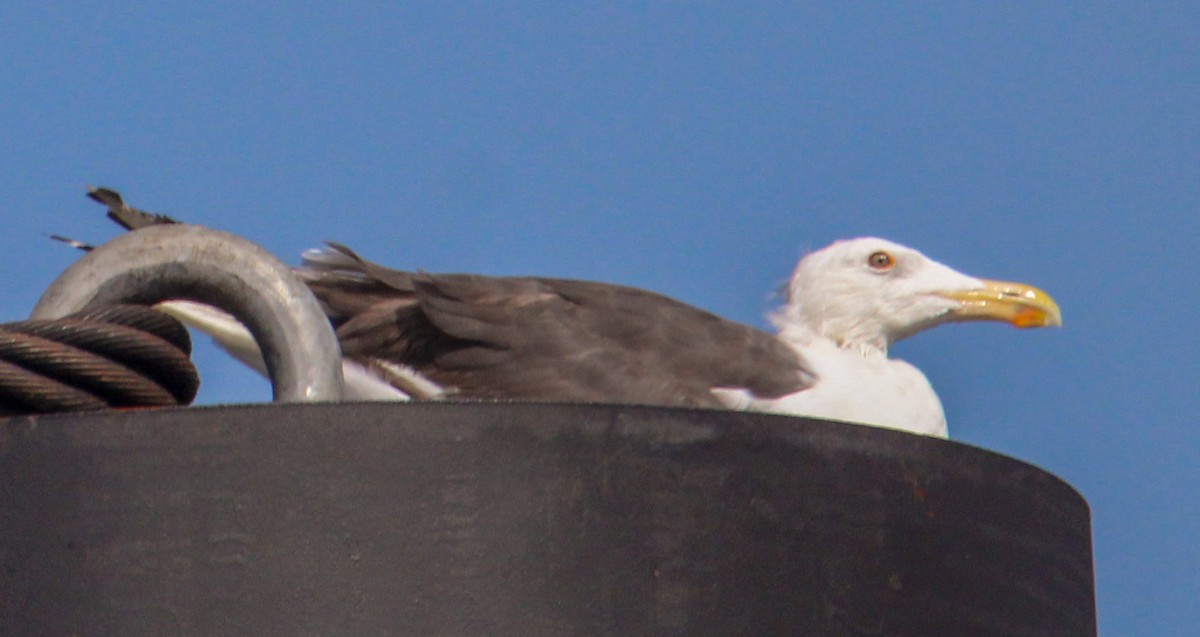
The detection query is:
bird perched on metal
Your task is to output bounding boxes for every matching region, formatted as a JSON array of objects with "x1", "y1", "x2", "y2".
[{"x1": 74, "y1": 188, "x2": 1062, "y2": 438}]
